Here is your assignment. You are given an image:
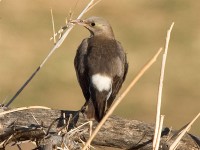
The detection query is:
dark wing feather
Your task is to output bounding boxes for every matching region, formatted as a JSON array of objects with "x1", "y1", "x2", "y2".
[
  {"x1": 107, "y1": 41, "x2": 128, "y2": 109},
  {"x1": 117, "y1": 41, "x2": 129, "y2": 81},
  {"x1": 74, "y1": 38, "x2": 90, "y2": 101},
  {"x1": 123, "y1": 53, "x2": 129, "y2": 81}
]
